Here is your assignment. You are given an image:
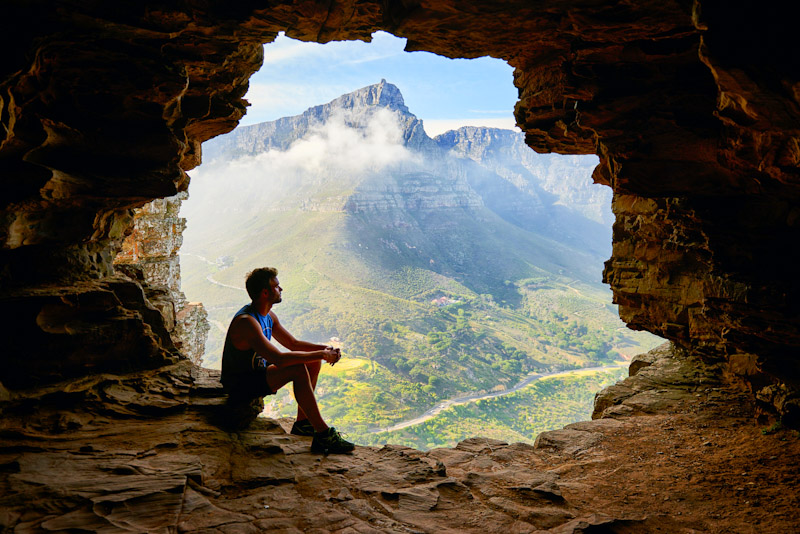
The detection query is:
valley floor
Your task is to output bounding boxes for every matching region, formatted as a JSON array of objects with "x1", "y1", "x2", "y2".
[{"x1": 375, "y1": 364, "x2": 626, "y2": 434}]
